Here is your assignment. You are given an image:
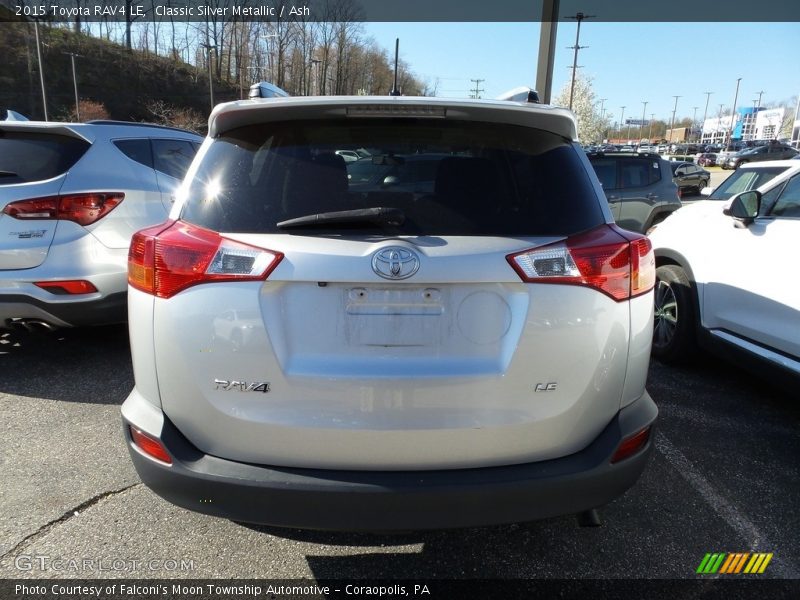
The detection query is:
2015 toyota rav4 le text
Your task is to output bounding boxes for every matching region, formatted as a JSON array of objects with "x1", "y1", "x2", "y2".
[{"x1": 121, "y1": 95, "x2": 658, "y2": 531}]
